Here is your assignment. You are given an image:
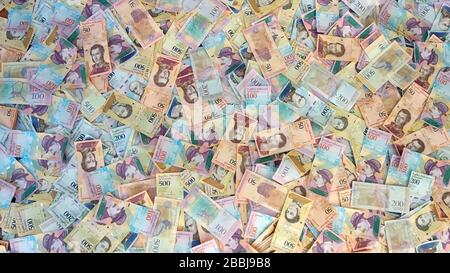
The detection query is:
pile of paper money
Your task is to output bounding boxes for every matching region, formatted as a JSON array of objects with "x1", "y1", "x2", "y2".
[{"x1": 0, "y1": 0, "x2": 449, "y2": 254}]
